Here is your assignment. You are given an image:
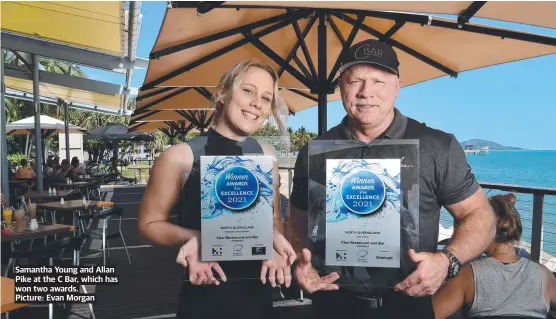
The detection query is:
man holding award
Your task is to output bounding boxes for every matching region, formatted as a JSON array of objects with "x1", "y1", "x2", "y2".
[{"x1": 289, "y1": 39, "x2": 496, "y2": 318}]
